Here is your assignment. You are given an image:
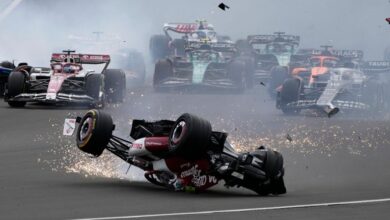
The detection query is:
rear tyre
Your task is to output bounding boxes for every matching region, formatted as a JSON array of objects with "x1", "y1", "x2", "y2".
[
  {"x1": 279, "y1": 78, "x2": 301, "y2": 115},
  {"x1": 268, "y1": 66, "x2": 289, "y2": 98},
  {"x1": 171, "y1": 39, "x2": 186, "y2": 57},
  {"x1": 228, "y1": 61, "x2": 246, "y2": 93},
  {"x1": 76, "y1": 109, "x2": 114, "y2": 157},
  {"x1": 168, "y1": 113, "x2": 212, "y2": 159},
  {"x1": 150, "y1": 35, "x2": 171, "y2": 62},
  {"x1": 7, "y1": 71, "x2": 27, "y2": 107},
  {"x1": 85, "y1": 74, "x2": 104, "y2": 106},
  {"x1": 250, "y1": 147, "x2": 286, "y2": 195},
  {"x1": 153, "y1": 59, "x2": 173, "y2": 89},
  {"x1": 103, "y1": 69, "x2": 126, "y2": 103},
  {"x1": 0, "y1": 81, "x2": 5, "y2": 97}
]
